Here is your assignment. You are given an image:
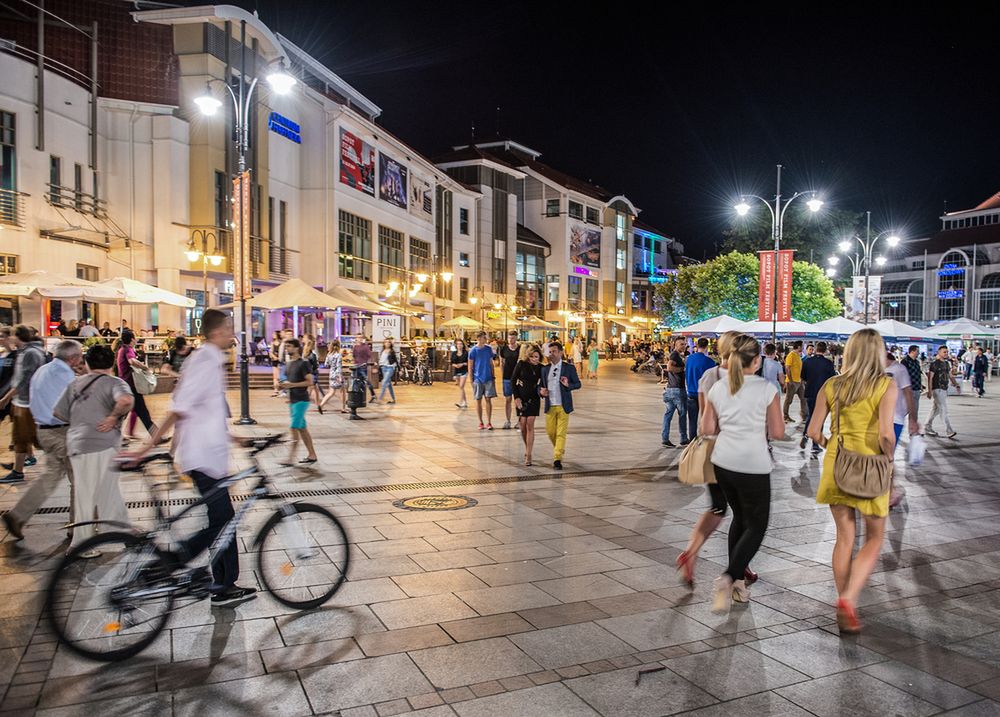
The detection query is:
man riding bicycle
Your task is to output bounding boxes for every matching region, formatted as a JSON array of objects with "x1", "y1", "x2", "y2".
[{"x1": 126, "y1": 308, "x2": 256, "y2": 605}]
